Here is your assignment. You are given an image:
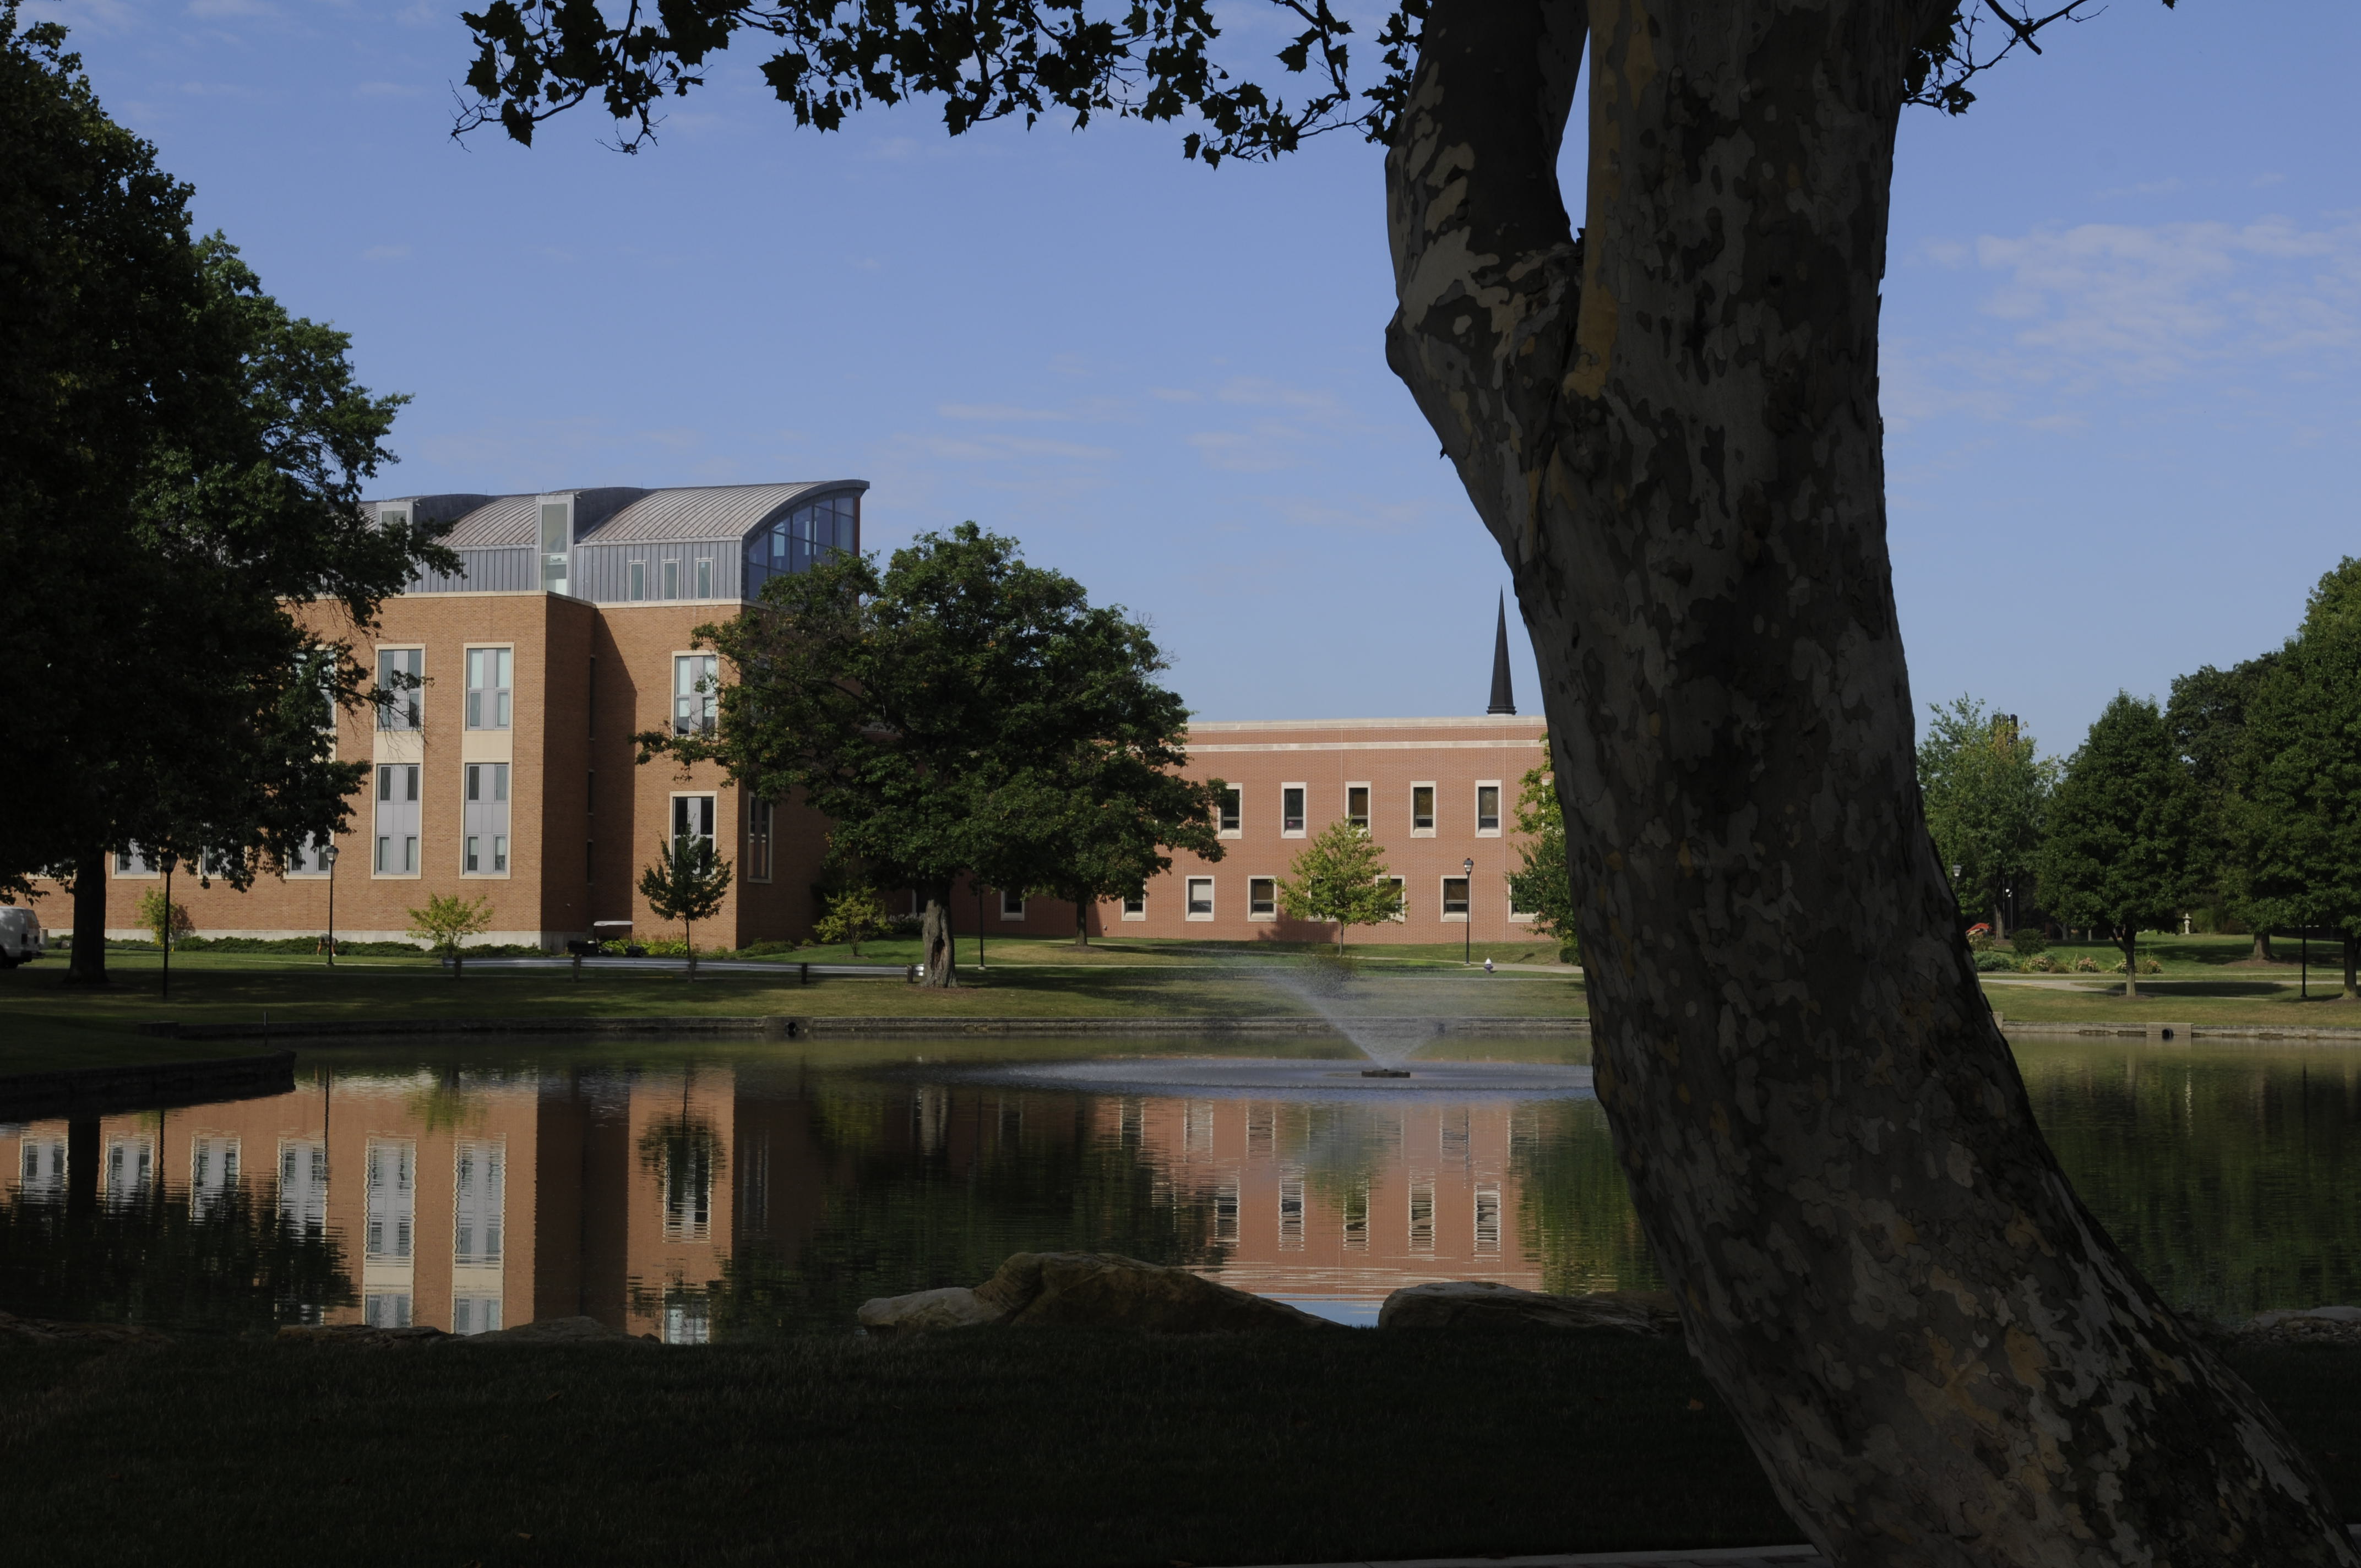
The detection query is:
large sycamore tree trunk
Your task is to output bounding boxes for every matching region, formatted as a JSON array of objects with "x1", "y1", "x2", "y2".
[
  {"x1": 1385, "y1": 3, "x2": 2353, "y2": 1562},
  {"x1": 66, "y1": 848, "x2": 108, "y2": 987}
]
